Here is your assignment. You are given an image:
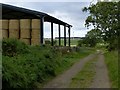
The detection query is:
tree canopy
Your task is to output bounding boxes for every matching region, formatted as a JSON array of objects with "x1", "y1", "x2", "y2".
[{"x1": 82, "y1": 1, "x2": 119, "y2": 50}]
